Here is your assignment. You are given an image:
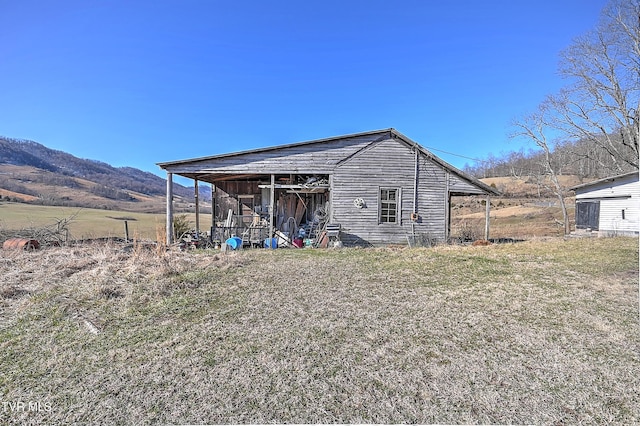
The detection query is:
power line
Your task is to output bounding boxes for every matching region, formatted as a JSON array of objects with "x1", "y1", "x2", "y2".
[{"x1": 423, "y1": 145, "x2": 485, "y2": 163}]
